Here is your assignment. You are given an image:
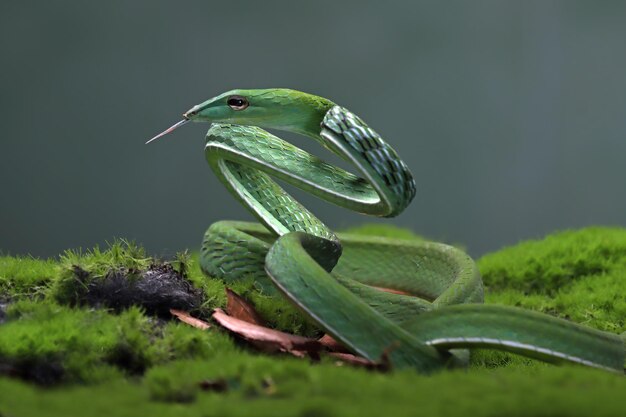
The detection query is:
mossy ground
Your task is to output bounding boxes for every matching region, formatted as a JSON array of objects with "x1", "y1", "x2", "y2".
[{"x1": 0, "y1": 226, "x2": 625, "y2": 416}]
